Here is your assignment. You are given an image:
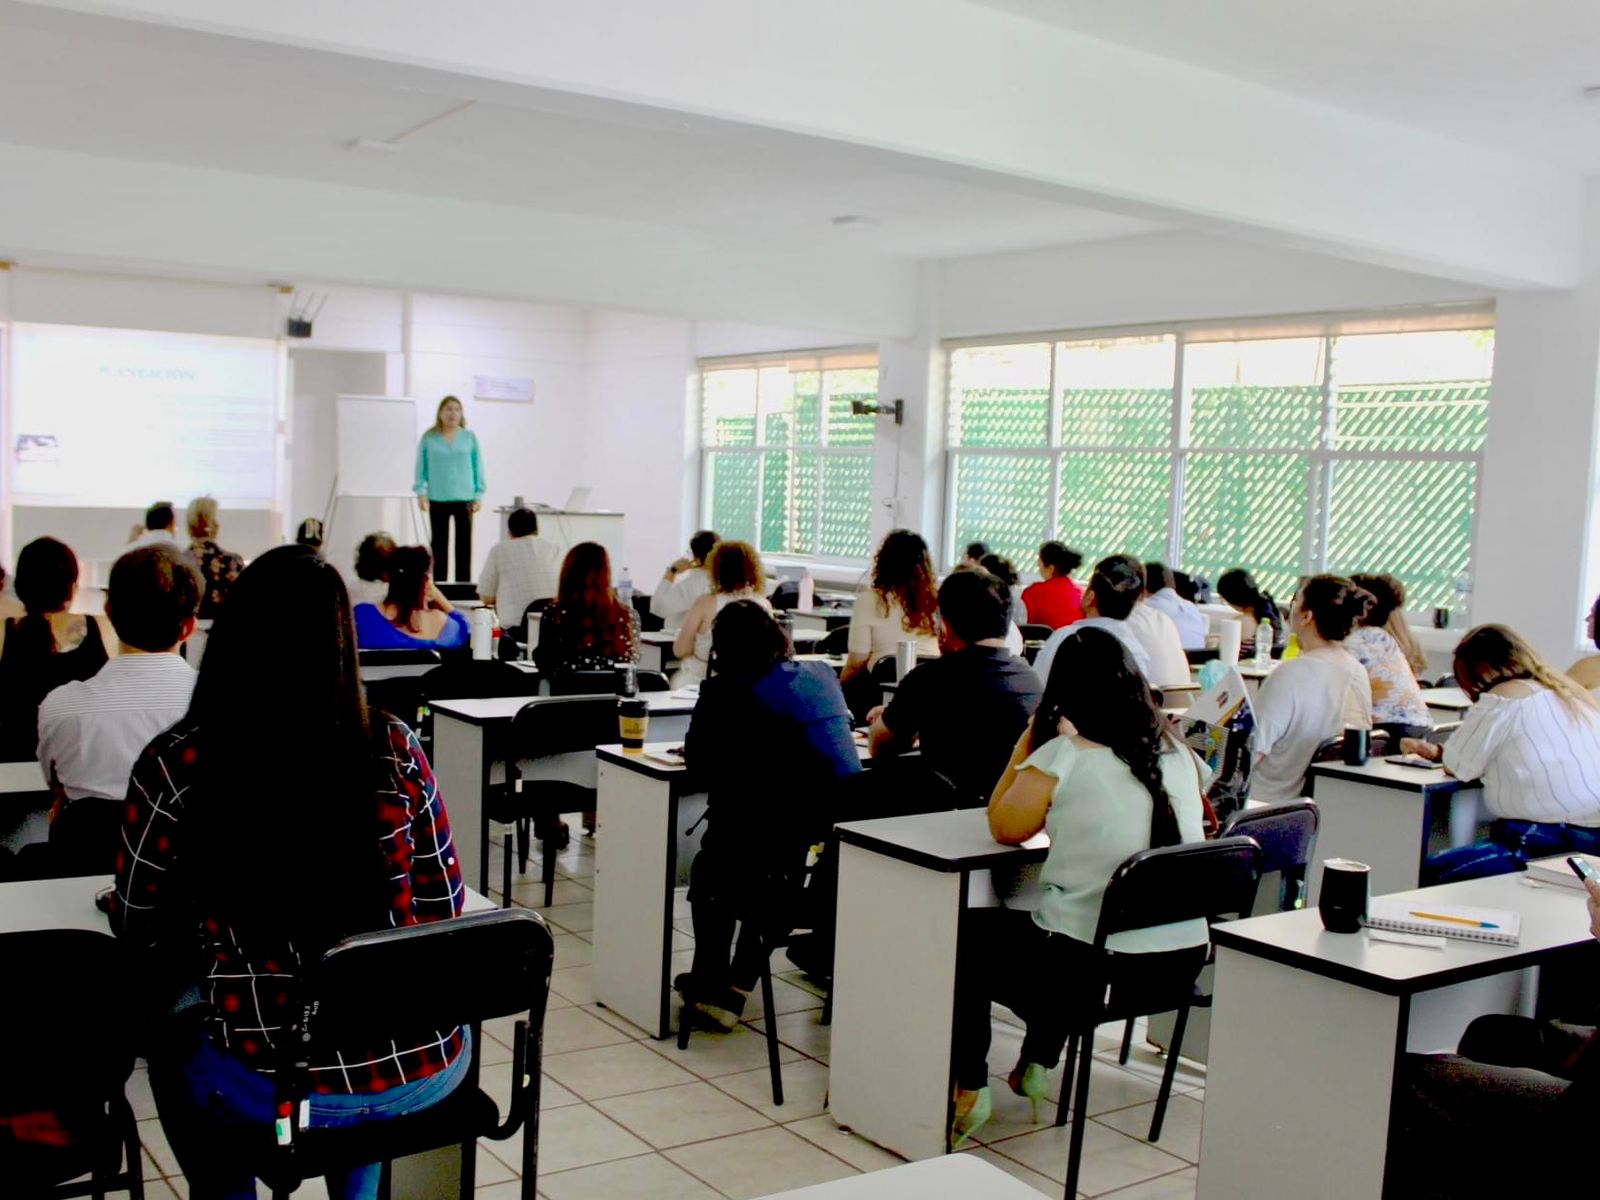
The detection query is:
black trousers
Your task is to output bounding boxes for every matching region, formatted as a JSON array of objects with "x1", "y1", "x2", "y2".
[{"x1": 428, "y1": 501, "x2": 473, "y2": 583}]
